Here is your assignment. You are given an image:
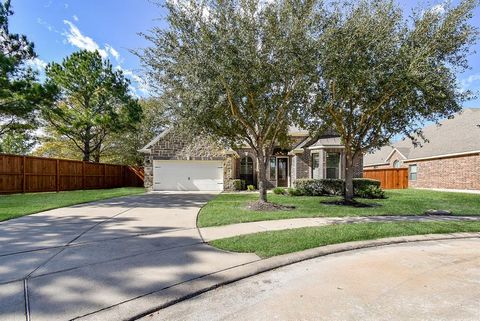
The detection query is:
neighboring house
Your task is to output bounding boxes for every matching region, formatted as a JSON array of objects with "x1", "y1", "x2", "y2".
[
  {"x1": 364, "y1": 108, "x2": 480, "y2": 191},
  {"x1": 140, "y1": 127, "x2": 363, "y2": 191}
]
